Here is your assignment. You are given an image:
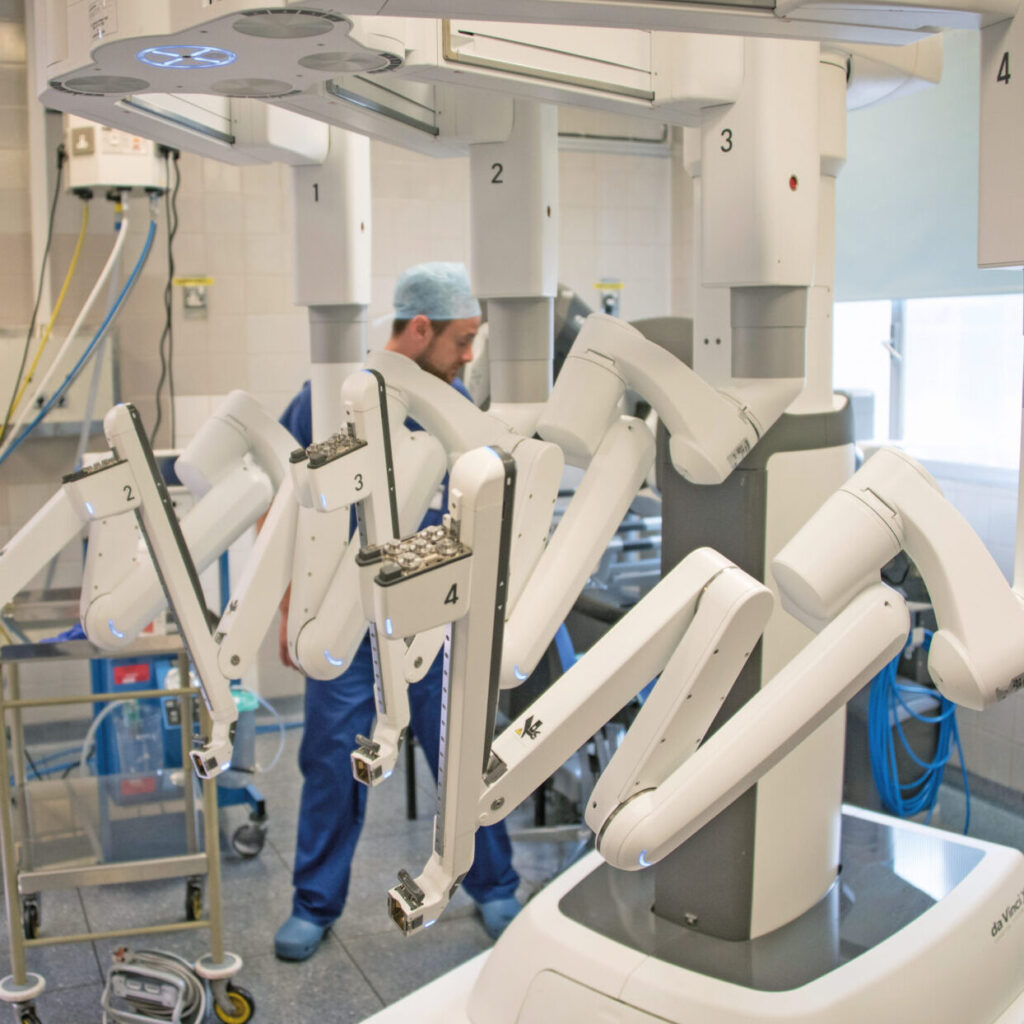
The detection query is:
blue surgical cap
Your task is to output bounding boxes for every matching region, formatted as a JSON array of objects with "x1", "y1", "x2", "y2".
[{"x1": 393, "y1": 262, "x2": 481, "y2": 320}]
